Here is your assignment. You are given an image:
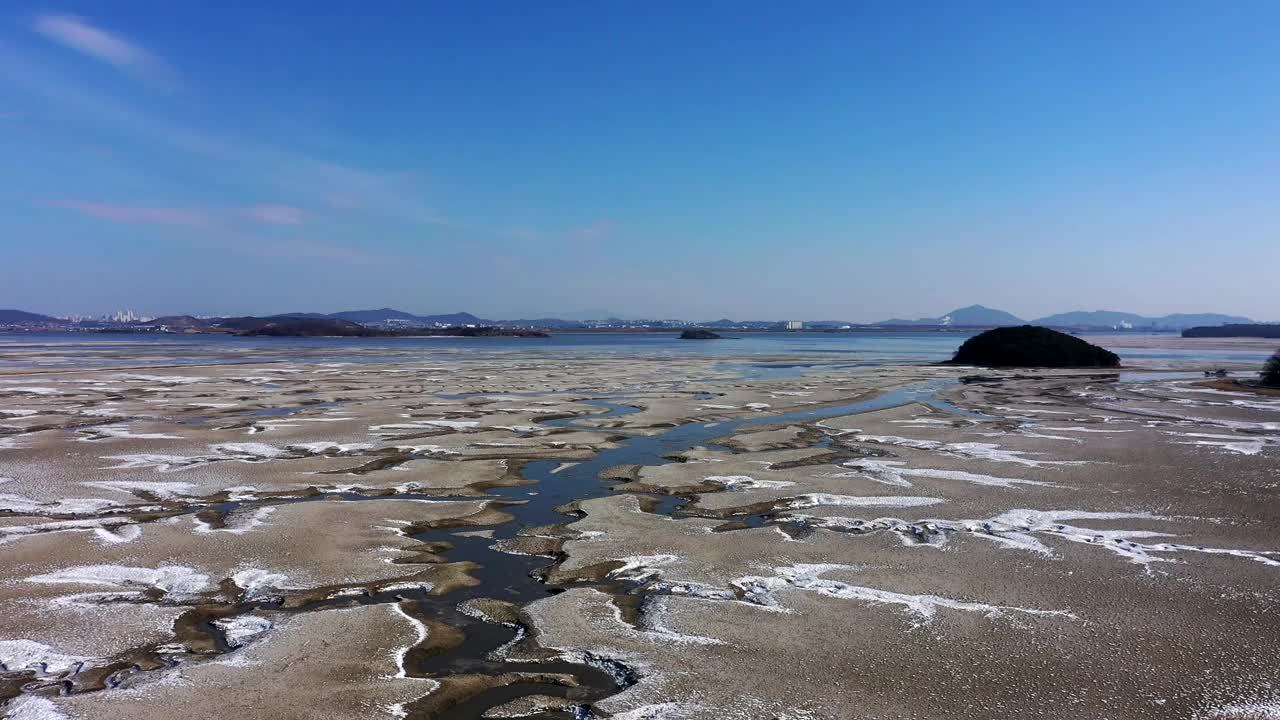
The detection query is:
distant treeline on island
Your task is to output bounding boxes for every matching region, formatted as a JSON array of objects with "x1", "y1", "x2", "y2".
[
  {"x1": 1182, "y1": 324, "x2": 1280, "y2": 339},
  {"x1": 230, "y1": 318, "x2": 549, "y2": 337}
]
